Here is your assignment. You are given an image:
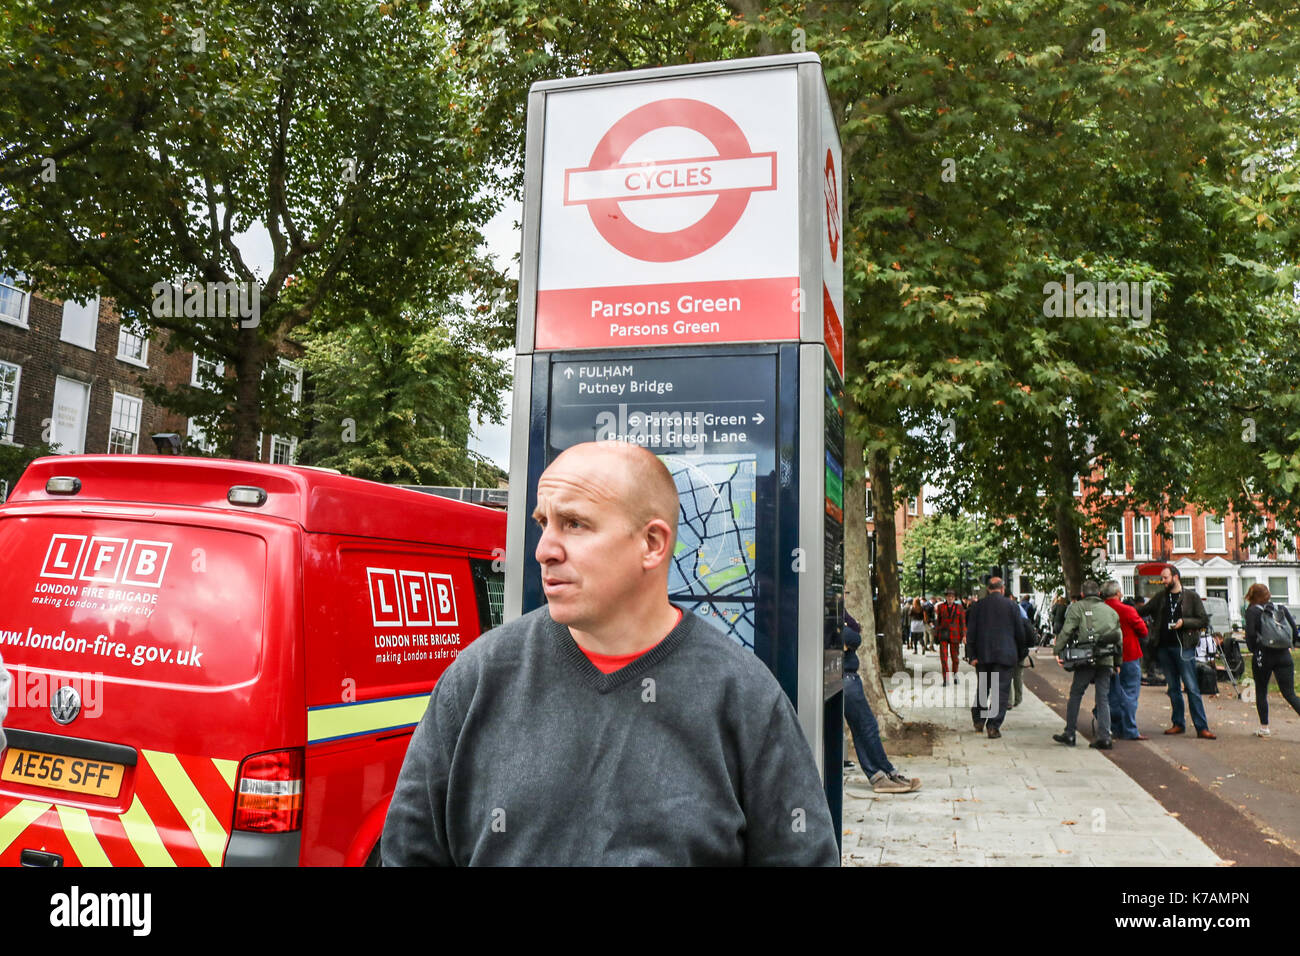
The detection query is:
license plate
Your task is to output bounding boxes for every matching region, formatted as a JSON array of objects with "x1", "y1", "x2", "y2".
[{"x1": 1, "y1": 748, "x2": 125, "y2": 798}]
